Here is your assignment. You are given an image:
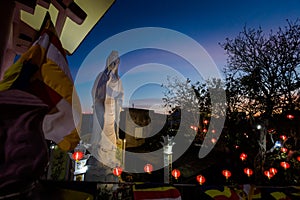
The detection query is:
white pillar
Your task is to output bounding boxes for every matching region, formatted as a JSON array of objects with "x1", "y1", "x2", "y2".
[{"x1": 163, "y1": 136, "x2": 175, "y2": 184}]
